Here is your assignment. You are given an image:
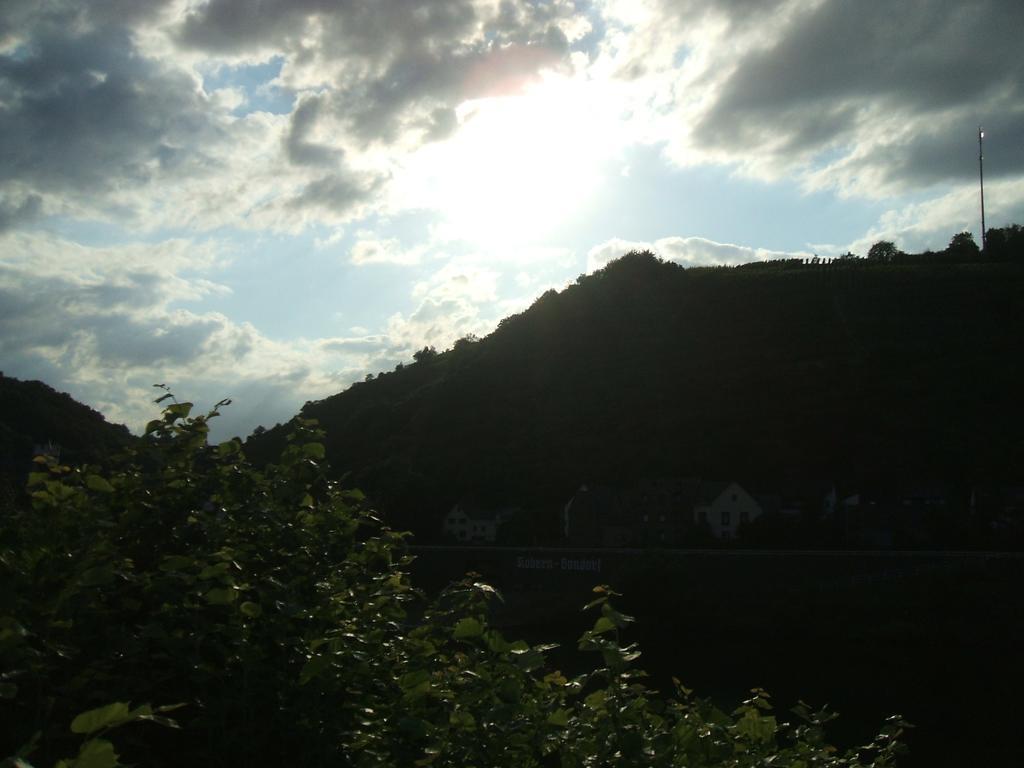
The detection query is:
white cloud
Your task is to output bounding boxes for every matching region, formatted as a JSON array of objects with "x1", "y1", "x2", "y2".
[
  {"x1": 412, "y1": 262, "x2": 500, "y2": 303},
  {"x1": 0, "y1": 231, "x2": 342, "y2": 438},
  {"x1": 593, "y1": 0, "x2": 1024, "y2": 205},
  {"x1": 586, "y1": 235, "x2": 810, "y2": 272},
  {"x1": 350, "y1": 237, "x2": 423, "y2": 266},
  {"x1": 849, "y1": 178, "x2": 1024, "y2": 255}
]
